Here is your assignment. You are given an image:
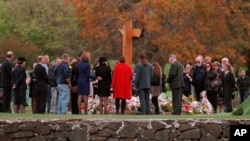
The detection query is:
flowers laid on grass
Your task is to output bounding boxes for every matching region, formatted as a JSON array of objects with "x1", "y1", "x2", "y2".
[
  {"x1": 82, "y1": 92, "x2": 214, "y2": 115},
  {"x1": 181, "y1": 91, "x2": 214, "y2": 114}
]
